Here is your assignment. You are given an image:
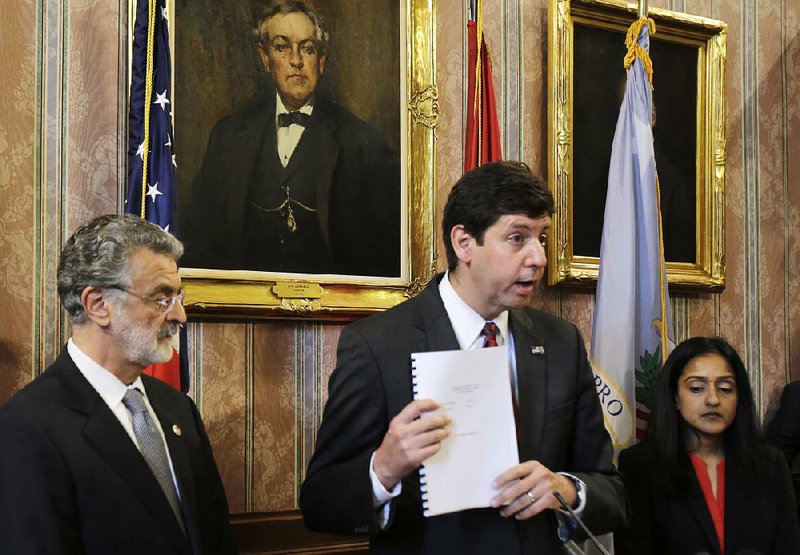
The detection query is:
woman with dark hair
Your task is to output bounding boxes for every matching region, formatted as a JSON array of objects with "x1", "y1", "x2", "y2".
[{"x1": 615, "y1": 336, "x2": 800, "y2": 555}]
